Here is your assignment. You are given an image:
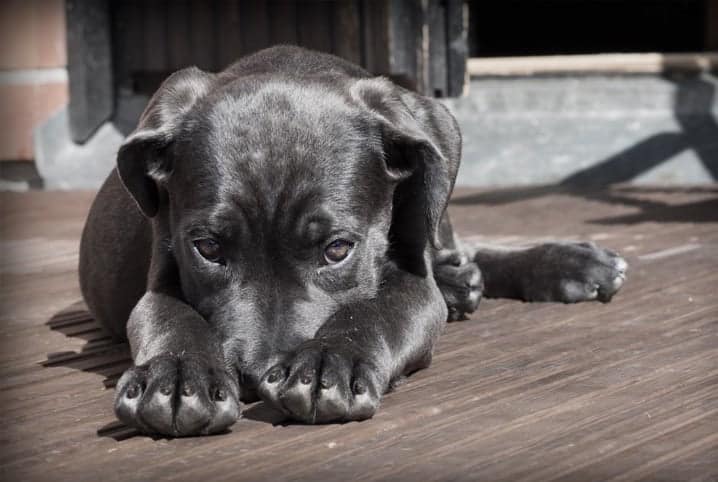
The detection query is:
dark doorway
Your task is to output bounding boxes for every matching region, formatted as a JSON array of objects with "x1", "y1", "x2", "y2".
[{"x1": 468, "y1": 0, "x2": 711, "y2": 57}]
